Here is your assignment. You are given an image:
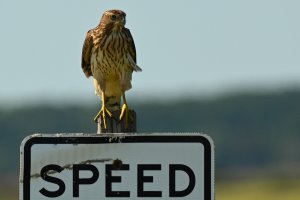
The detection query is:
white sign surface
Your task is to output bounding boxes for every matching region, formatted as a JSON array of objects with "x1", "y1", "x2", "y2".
[{"x1": 20, "y1": 133, "x2": 214, "y2": 200}]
